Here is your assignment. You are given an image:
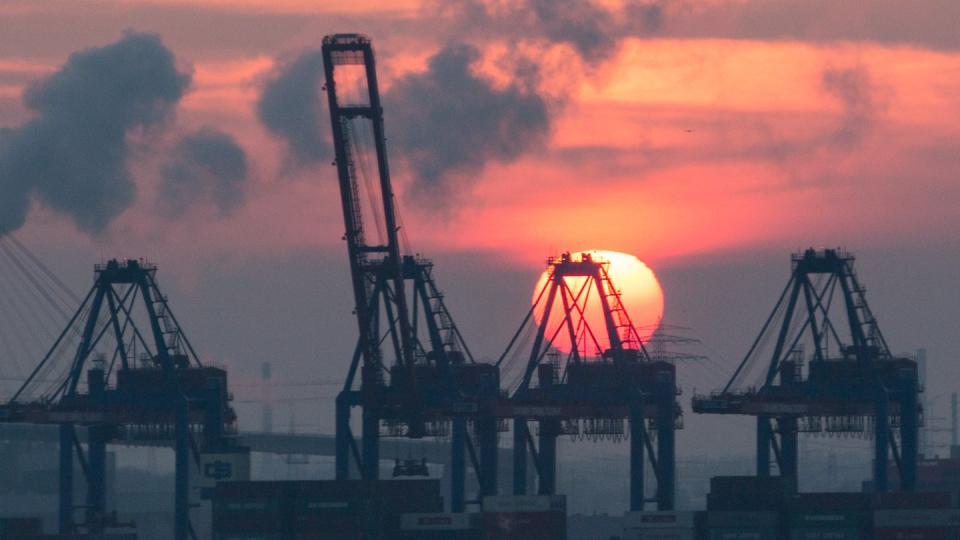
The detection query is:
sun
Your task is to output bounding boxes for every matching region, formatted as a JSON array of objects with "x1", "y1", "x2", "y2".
[{"x1": 531, "y1": 250, "x2": 664, "y2": 355}]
